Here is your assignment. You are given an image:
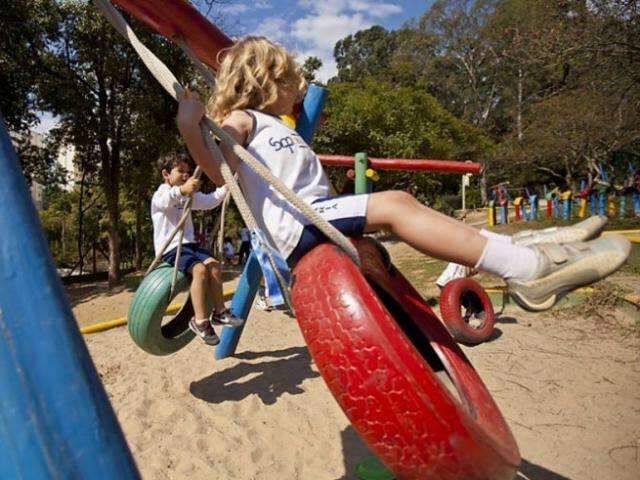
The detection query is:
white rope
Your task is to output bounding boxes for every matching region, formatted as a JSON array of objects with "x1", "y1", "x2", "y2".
[{"x1": 95, "y1": 0, "x2": 360, "y2": 268}]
